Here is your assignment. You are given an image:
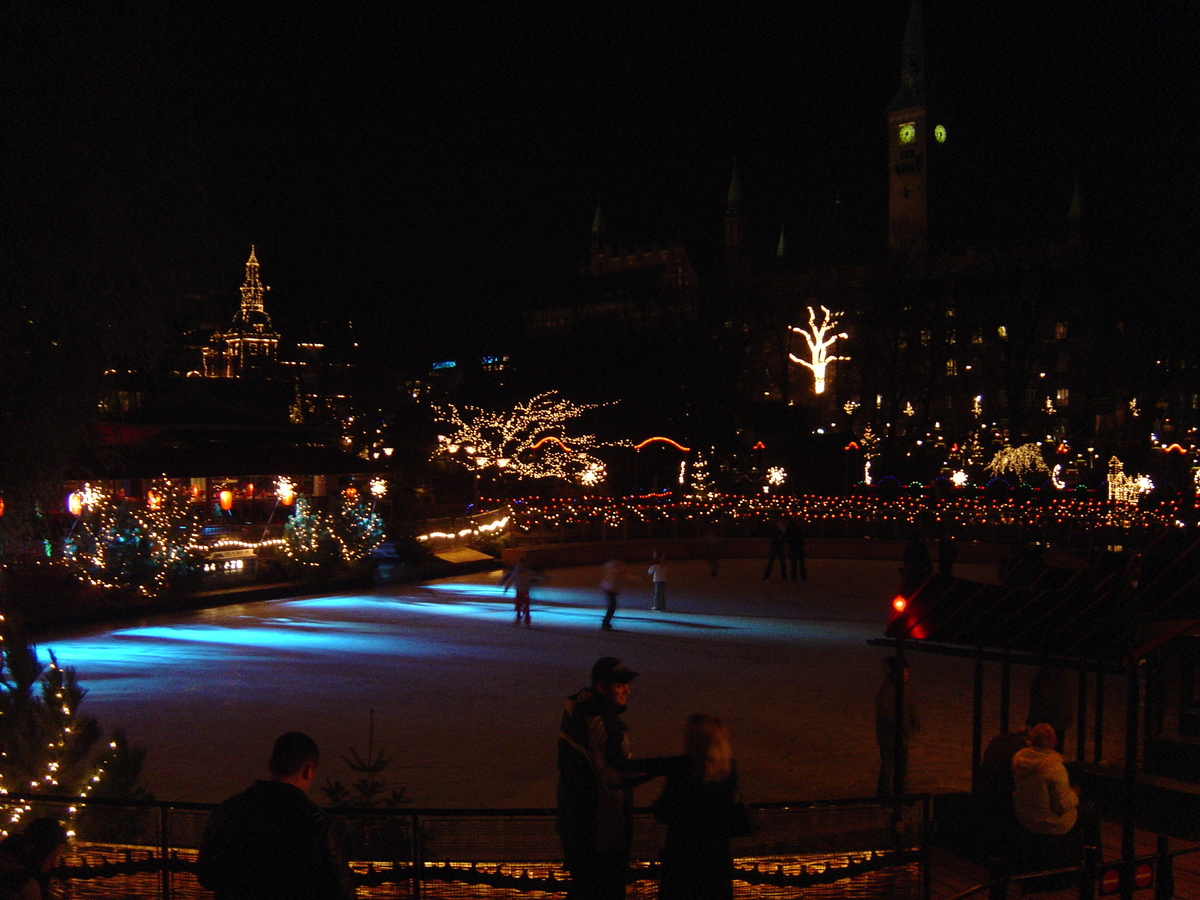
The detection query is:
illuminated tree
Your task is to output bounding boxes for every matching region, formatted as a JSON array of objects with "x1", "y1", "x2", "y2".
[
  {"x1": 688, "y1": 453, "x2": 715, "y2": 500},
  {"x1": 0, "y1": 624, "x2": 149, "y2": 831},
  {"x1": 284, "y1": 496, "x2": 385, "y2": 573},
  {"x1": 431, "y1": 392, "x2": 618, "y2": 484},
  {"x1": 986, "y1": 444, "x2": 1050, "y2": 482},
  {"x1": 63, "y1": 480, "x2": 202, "y2": 597},
  {"x1": 789, "y1": 306, "x2": 849, "y2": 394}
]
